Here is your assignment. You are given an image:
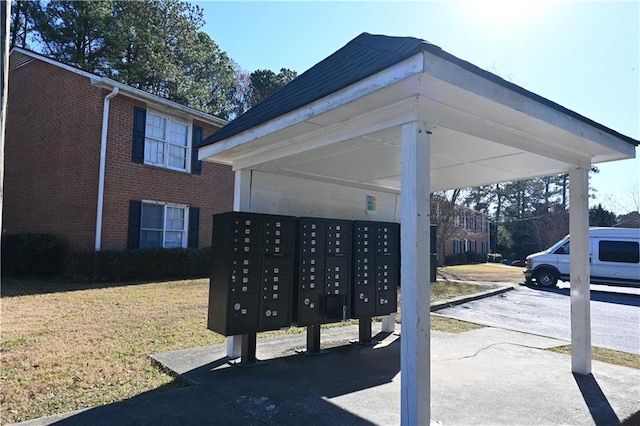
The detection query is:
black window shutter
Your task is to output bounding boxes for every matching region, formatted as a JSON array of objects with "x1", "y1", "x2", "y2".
[
  {"x1": 191, "y1": 125, "x2": 203, "y2": 175},
  {"x1": 132, "y1": 107, "x2": 146, "y2": 163},
  {"x1": 128, "y1": 200, "x2": 142, "y2": 249},
  {"x1": 188, "y1": 207, "x2": 200, "y2": 248}
]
